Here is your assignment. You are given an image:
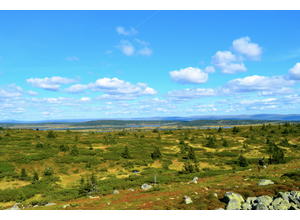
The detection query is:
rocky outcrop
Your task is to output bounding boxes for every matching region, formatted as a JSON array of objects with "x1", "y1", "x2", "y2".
[
  {"x1": 183, "y1": 195, "x2": 193, "y2": 204},
  {"x1": 258, "y1": 179, "x2": 274, "y2": 186},
  {"x1": 141, "y1": 183, "x2": 153, "y2": 191},
  {"x1": 223, "y1": 192, "x2": 245, "y2": 210},
  {"x1": 223, "y1": 191, "x2": 300, "y2": 210}
]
